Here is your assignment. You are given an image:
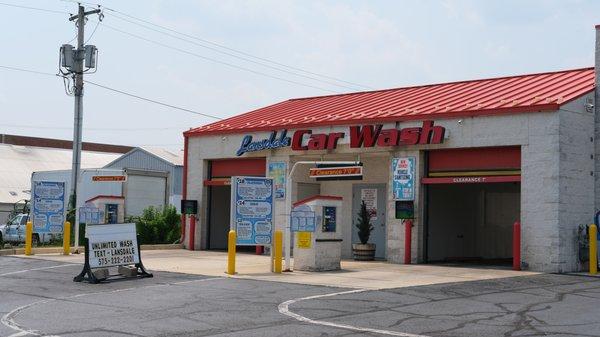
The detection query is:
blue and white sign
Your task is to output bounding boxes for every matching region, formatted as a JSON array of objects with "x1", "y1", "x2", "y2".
[
  {"x1": 32, "y1": 181, "x2": 66, "y2": 233},
  {"x1": 291, "y1": 204, "x2": 316, "y2": 232},
  {"x1": 231, "y1": 176, "x2": 274, "y2": 245},
  {"x1": 80, "y1": 205, "x2": 104, "y2": 225},
  {"x1": 392, "y1": 157, "x2": 415, "y2": 201},
  {"x1": 268, "y1": 162, "x2": 287, "y2": 199}
]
